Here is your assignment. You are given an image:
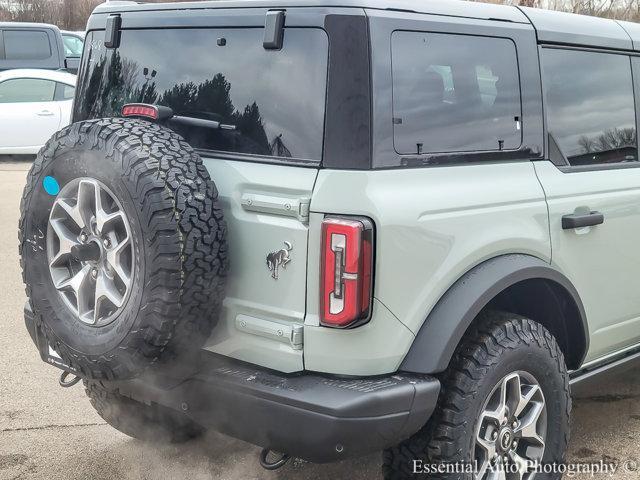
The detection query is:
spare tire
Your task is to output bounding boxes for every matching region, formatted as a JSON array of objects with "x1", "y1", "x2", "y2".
[{"x1": 19, "y1": 118, "x2": 227, "y2": 380}]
